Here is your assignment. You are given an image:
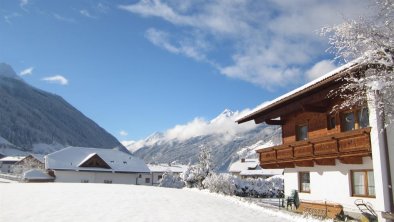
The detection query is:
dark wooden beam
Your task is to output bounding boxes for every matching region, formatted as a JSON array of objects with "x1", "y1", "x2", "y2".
[
  {"x1": 339, "y1": 156, "x2": 363, "y2": 164},
  {"x1": 301, "y1": 104, "x2": 328, "y2": 113},
  {"x1": 277, "y1": 162, "x2": 295, "y2": 168},
  {"x1": 315, "y1": 158, "x2": 336, "y2": 166},
  {"x1": 261, "y1": 164, "x2": 280, "y2": 169},
  {"x1": 295, "y1": 160, "x2": 314, "y2": 167},
  {"x1": 265, "y1": 119, "x2": 286, "y2": 125},
  {"x1": 251, "y1": 84, "x2": 340, "y2": 124}
]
